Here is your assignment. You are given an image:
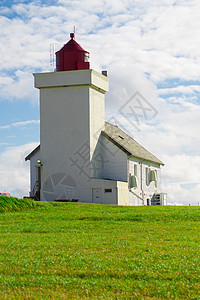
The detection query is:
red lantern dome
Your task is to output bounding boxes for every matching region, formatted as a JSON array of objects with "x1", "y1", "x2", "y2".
[{"x1": 56, "y1": 33, "x2": 90, "y2": 72}]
